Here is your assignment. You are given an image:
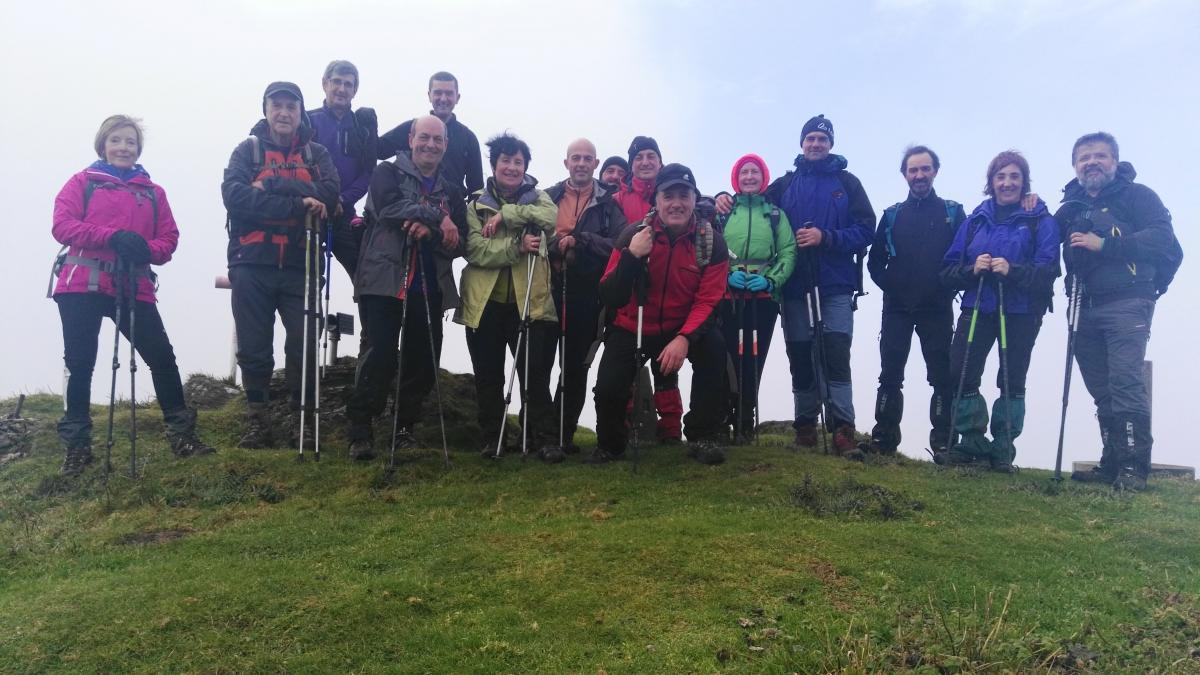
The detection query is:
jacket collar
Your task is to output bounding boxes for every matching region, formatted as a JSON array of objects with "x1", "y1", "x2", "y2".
[
  {"x1": 250, "y1": 118, "x2": 315, "y2": 147},
  {"x1": 1061, "y1": 161, "x2": 1137, "y2": 203},
  {"x1": 478, "y1": 174, "x2": 539, "y2": 210},
  {"x1": 793, "y1": 153, "x2": 848, "y2": 175}
]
